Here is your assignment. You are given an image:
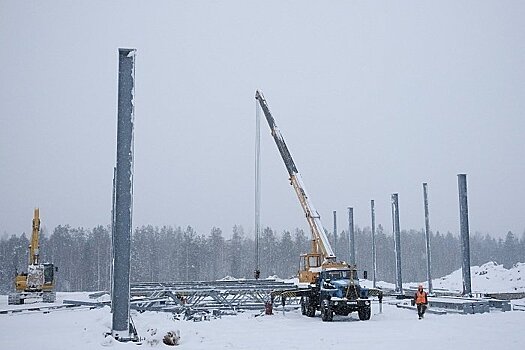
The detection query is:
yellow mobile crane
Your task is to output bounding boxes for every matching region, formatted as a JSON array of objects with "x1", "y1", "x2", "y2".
[
  {"x1": 255, "y1": 91, "x2": 348, "y2": 283},
  {"x1": 8, "y1": 208, "x2": 57, "y2": 304},
  {"x1": 256, "y1": 91, "x2": 374, "y2": 321}
]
